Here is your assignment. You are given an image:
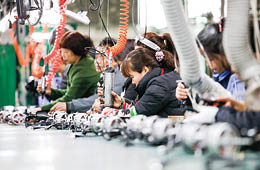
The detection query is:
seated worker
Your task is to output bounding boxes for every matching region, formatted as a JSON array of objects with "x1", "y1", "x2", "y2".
[
  {"x1": 214, "y1": 97, "x2": 260, "y2": 135},
  {"x1": 176, "y1": 20, "x2": 246, "y2": 103},
  {"x1": 37, "y1": 28, "x2": 71, "y2": 106},
  {"x1": 183, "y1": 95, "x2": 260, "y2": 137},
  {"x1": 53, "y1": 34, "x2": 95, "y2": 89},
  {"x1": 30, "y1": 31, "x2": 100, "y2": 113},
  {"x1": 49, "y1": 37, "x2": 131, "y2": 113},
  {"x1": 116, "y1": 39, "x2": 138, "y2": 101},
  {"x1": 200, "y1": 21, "x2": 260, "y2": 135},
  {"x1": 100, "y1": 48, "x2": 185, "y2": 117},
  {"x1": 121, "y1": 32, "x2": 180, "y2": 101}
]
